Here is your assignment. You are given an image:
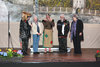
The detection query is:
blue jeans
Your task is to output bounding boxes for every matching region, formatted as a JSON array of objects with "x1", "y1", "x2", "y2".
[{"x1": 33, "y1": 34, "x2": 40, "y2": 52}]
